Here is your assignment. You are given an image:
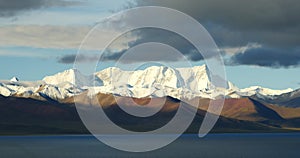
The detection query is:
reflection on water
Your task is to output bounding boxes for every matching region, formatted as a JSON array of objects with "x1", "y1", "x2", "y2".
[{"x1": 0, "y1": 133, "x2": 300, "y2": 158}]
